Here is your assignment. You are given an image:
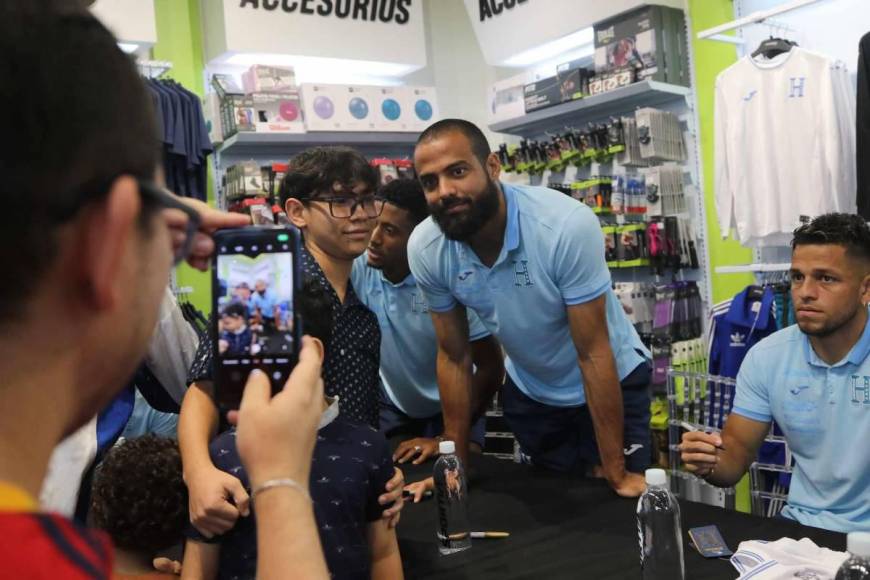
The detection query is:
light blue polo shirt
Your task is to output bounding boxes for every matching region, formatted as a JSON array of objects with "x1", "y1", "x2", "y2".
[
  {"x1": 250, "y1": 288, "x2": 279, "y2": 317},
  {"x1": 732, "y1": 315, "x2": 870, "y2": 532},
  {"x1": 351, "y1": 256, "x2": 490, "y2": 418},
  {"x1": 407, "y1": 182, "x2": 649, "y2": 408}
]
